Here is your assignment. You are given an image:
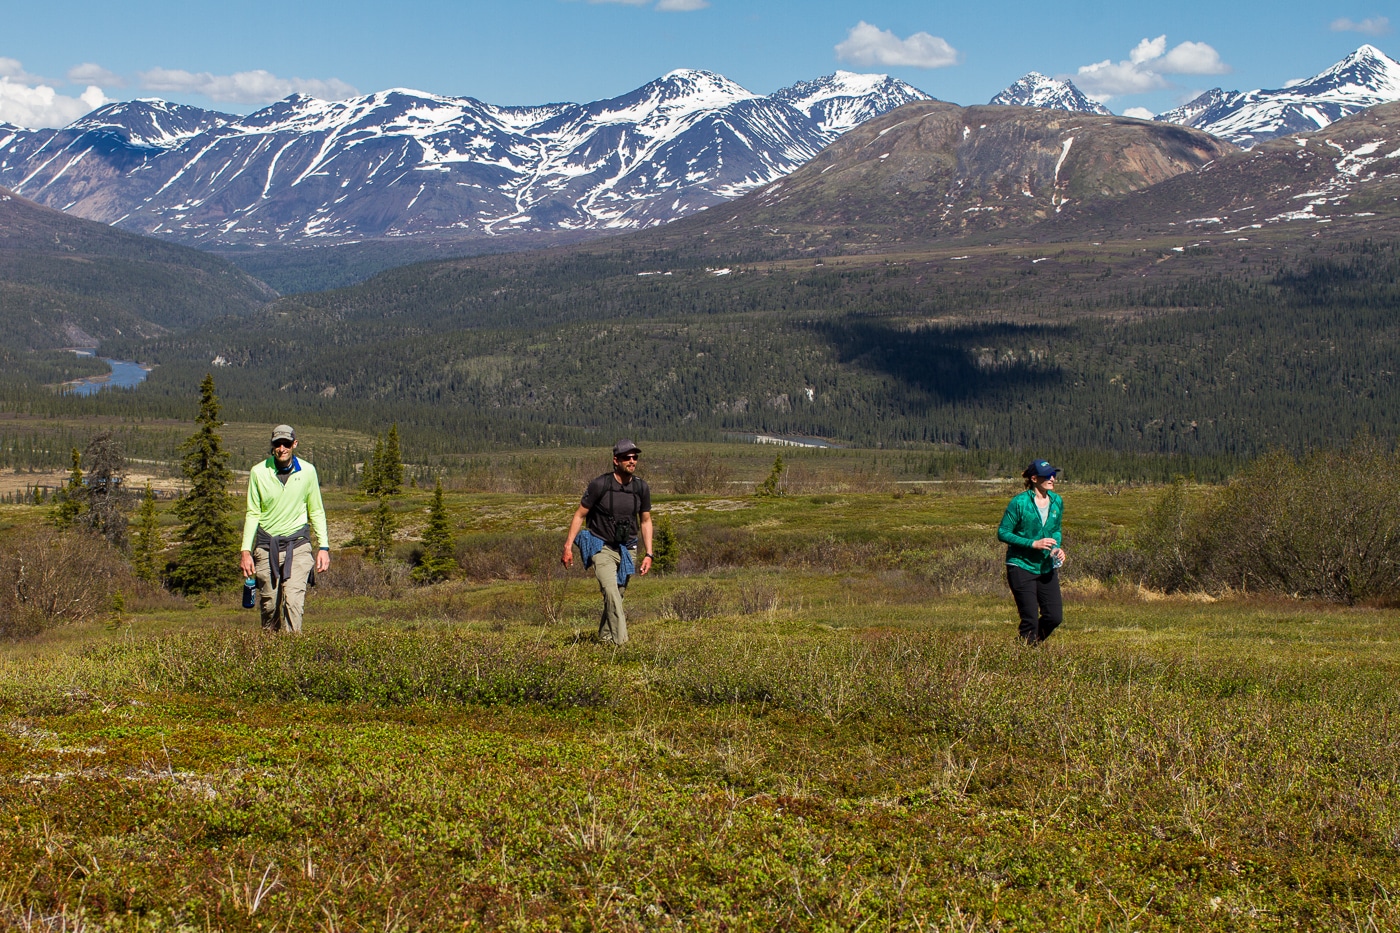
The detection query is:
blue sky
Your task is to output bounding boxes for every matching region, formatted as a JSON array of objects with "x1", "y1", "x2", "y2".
[{"x1": 0, "y1": 0, "x2": 1393, "y2": 127}]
